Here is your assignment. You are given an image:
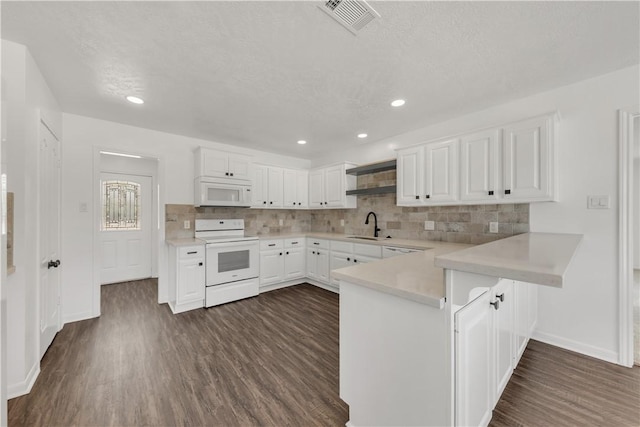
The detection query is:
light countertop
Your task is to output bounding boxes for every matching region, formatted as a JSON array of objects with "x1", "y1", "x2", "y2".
[
  {"x1": 434, "y1": 232, "x2": 583, "y2": 288},
  {"x1": 258, "y1": 232, "x2": 438, "y2": 250},
  {"x1": 331, "y1": 242, "x2": 473, "y2": 308},
  {"x1": 166, "y1": 238, "x2": 205, "y2": 247}
]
